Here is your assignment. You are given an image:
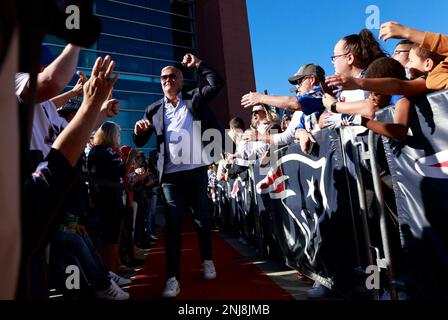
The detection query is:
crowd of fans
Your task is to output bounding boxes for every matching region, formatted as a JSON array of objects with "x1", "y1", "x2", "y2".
[
  {"x1": 1, "y1": 9, "x2": 448, "y2": 301},
  {"x1": 211, "y1": 22, "x2": 448, "y2": 299}
]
